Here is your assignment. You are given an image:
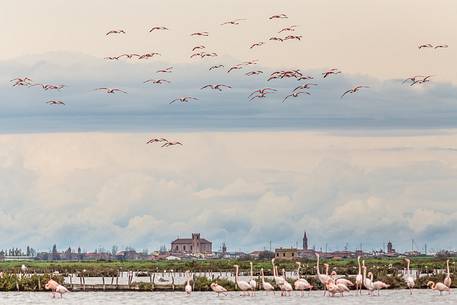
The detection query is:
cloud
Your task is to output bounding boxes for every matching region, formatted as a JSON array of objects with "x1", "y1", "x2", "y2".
[
  {"x1": 0, "y1": 131, "x2": 456, "y2": 253},
  {"x1": 1, "y1": 52, "x2": 457, "y2": 133}
]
